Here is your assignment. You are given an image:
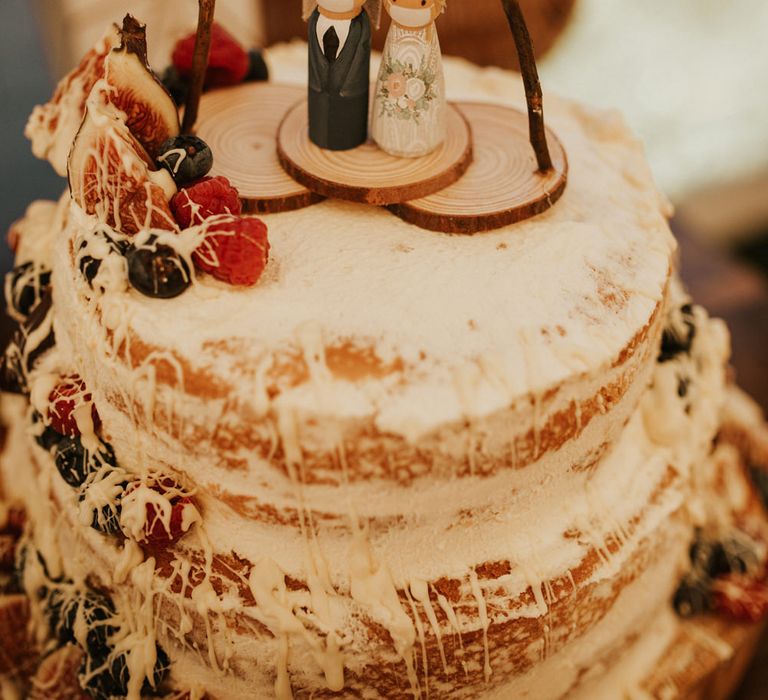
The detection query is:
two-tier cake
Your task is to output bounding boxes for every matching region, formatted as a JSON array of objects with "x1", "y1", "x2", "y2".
[{"x1": 1, "y1": 12, "x2": 767, "y2": 700}]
